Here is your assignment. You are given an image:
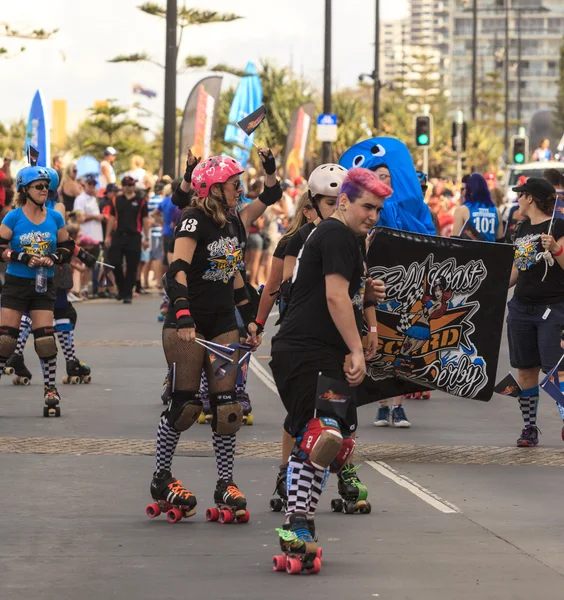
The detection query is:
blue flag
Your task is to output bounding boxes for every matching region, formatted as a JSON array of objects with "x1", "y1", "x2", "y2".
[{"x1": 540, "y1": 355, "x2": 564, "y2": 408}]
